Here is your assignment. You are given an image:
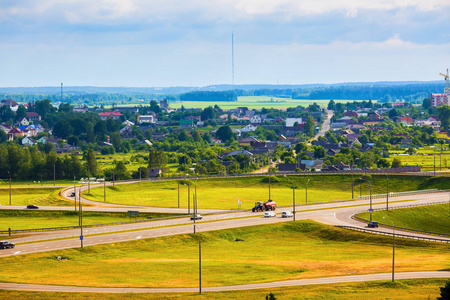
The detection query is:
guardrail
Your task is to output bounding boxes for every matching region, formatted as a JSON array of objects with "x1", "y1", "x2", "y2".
[
  {"x1": 336, "y1": 225, "x2": 450, "y2": 243},
  {"x1": 352, "y1": 201, "x2": 450, "y2": 238}
]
